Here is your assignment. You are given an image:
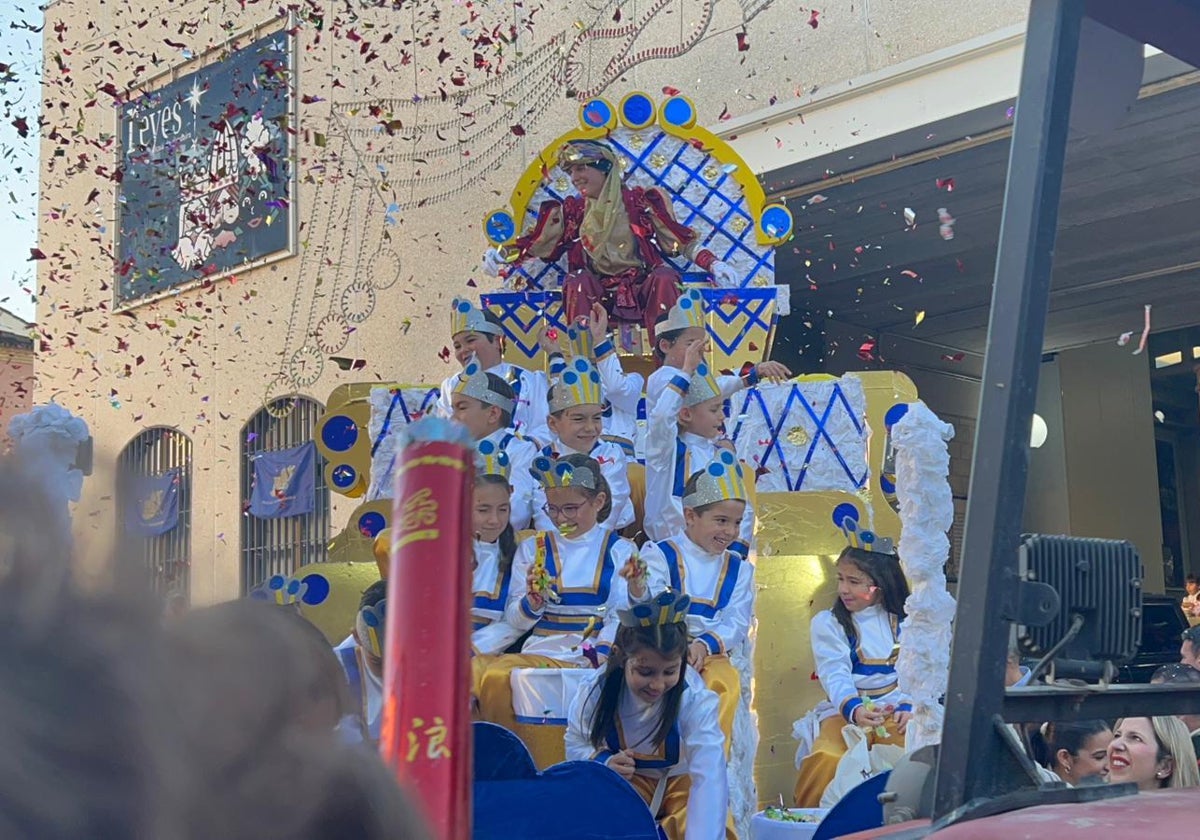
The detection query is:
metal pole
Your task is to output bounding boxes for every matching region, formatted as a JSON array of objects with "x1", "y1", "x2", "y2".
[{"x1": 932, "y1": 0, "x2": 1083, "y2": 818}]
